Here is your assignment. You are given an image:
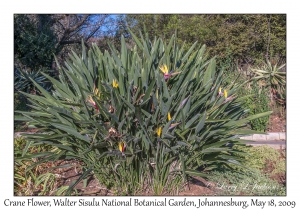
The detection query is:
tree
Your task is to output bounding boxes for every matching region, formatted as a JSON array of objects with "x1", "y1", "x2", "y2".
[
  {"x1": 124, "y1": 14, "x2": 286, "y2": 66},
  {"x1": 14, "y1": 14, "x2": 57, "y2": 70},
  {"x1": 14, "y1": 14, "x2": 112, "y2": 70}
]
